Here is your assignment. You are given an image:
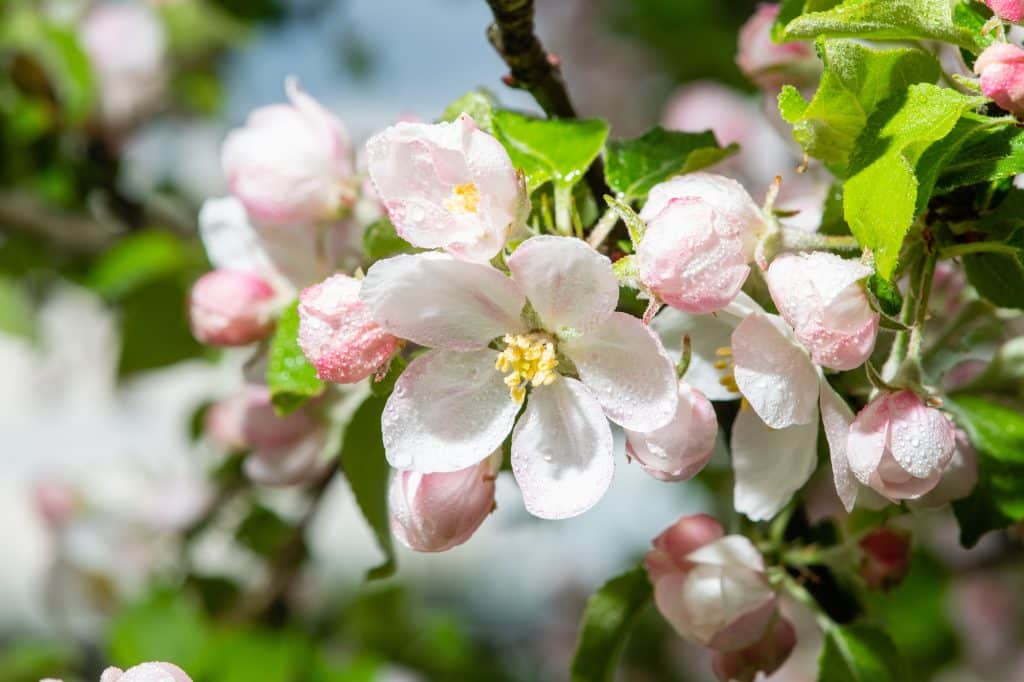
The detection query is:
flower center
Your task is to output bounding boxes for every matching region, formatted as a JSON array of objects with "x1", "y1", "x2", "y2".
[
  {"x1": 495, "y1": 332, "x2": 559, "y2": 404},
  {"x1": 443, "y1": 182, "x2": 480, "y2": 214},
  {"x1": 714, "y1": 346, "x2": 741, "y2": 394}
]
